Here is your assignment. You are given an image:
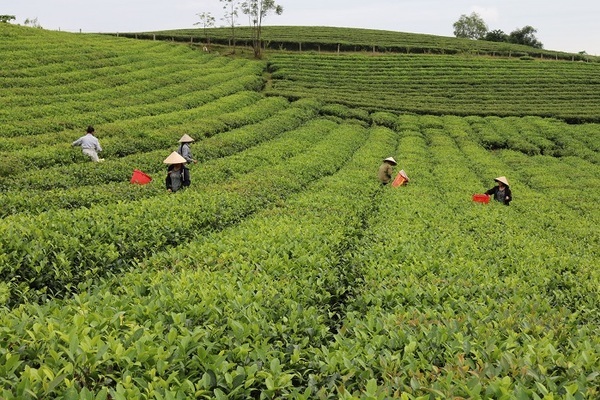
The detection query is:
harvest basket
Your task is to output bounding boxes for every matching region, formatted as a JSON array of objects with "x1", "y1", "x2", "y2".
[
  {"x1": 472, "y1": 194, "x2": 490, "y2": 204},
  {"x1": 130, "y1": 169, "x2": 152, "y2": 185},
  {"x1": 391, "y1": 170, "x2": 409, "y2": 187}
]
